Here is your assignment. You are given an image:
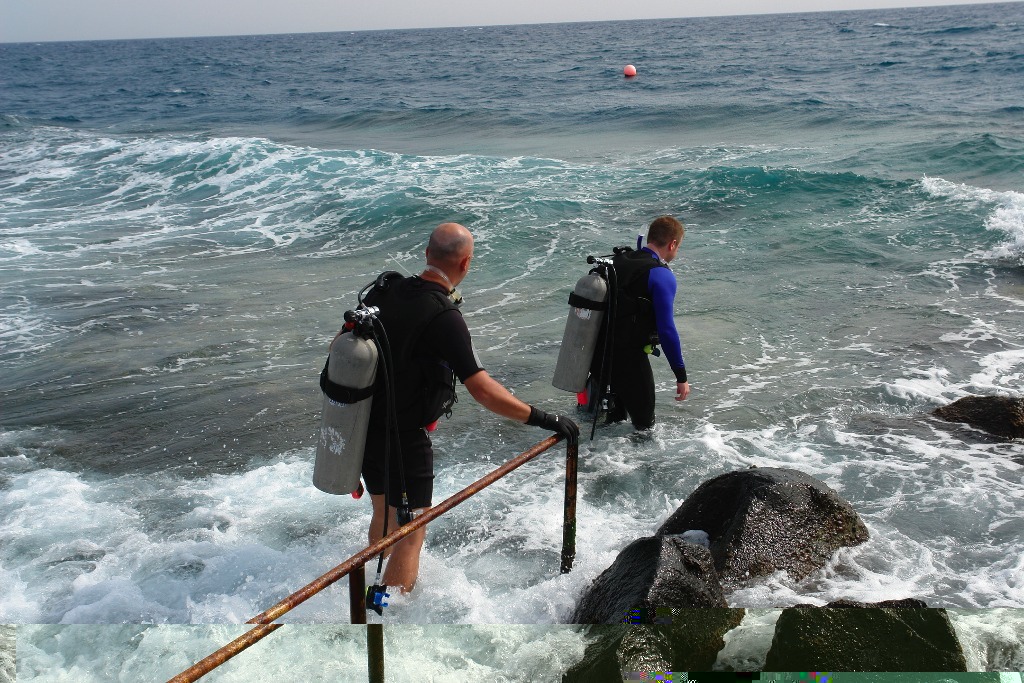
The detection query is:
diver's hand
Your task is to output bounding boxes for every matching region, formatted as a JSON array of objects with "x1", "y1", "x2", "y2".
[
  {"x1": 676, "y1": 382, "x2": 690, "y2": 401},
  {"x1": 526, "y1": 406, "x2": 580, "y2": 444}
]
